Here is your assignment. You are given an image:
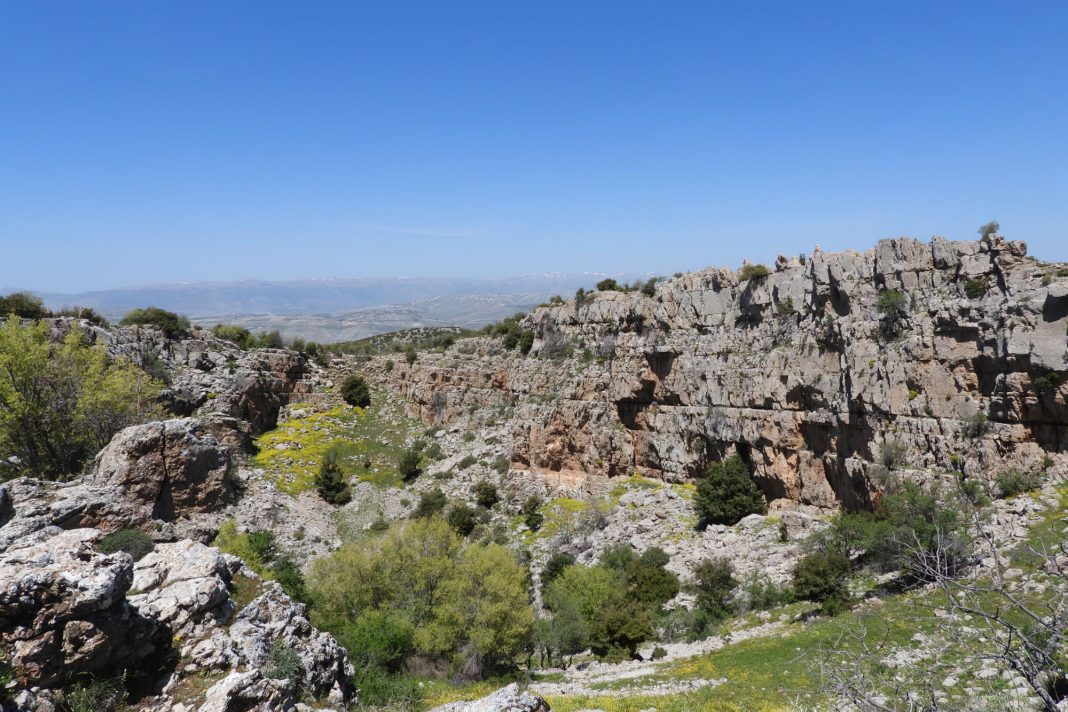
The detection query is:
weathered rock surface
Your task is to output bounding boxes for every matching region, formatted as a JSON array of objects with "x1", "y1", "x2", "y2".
[
  {"x1": 89, "y1": 418, "x2": 233, "y2": 522},
  {"x1": 0, "y1": 502, "x2": 354, "y2": 710},
  {"x1": 385, "y1": 237, "x2": 1068, "y2": 509},
  {"x1": 429, "y1": 683, "x2": 550, "y2": 712}
]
